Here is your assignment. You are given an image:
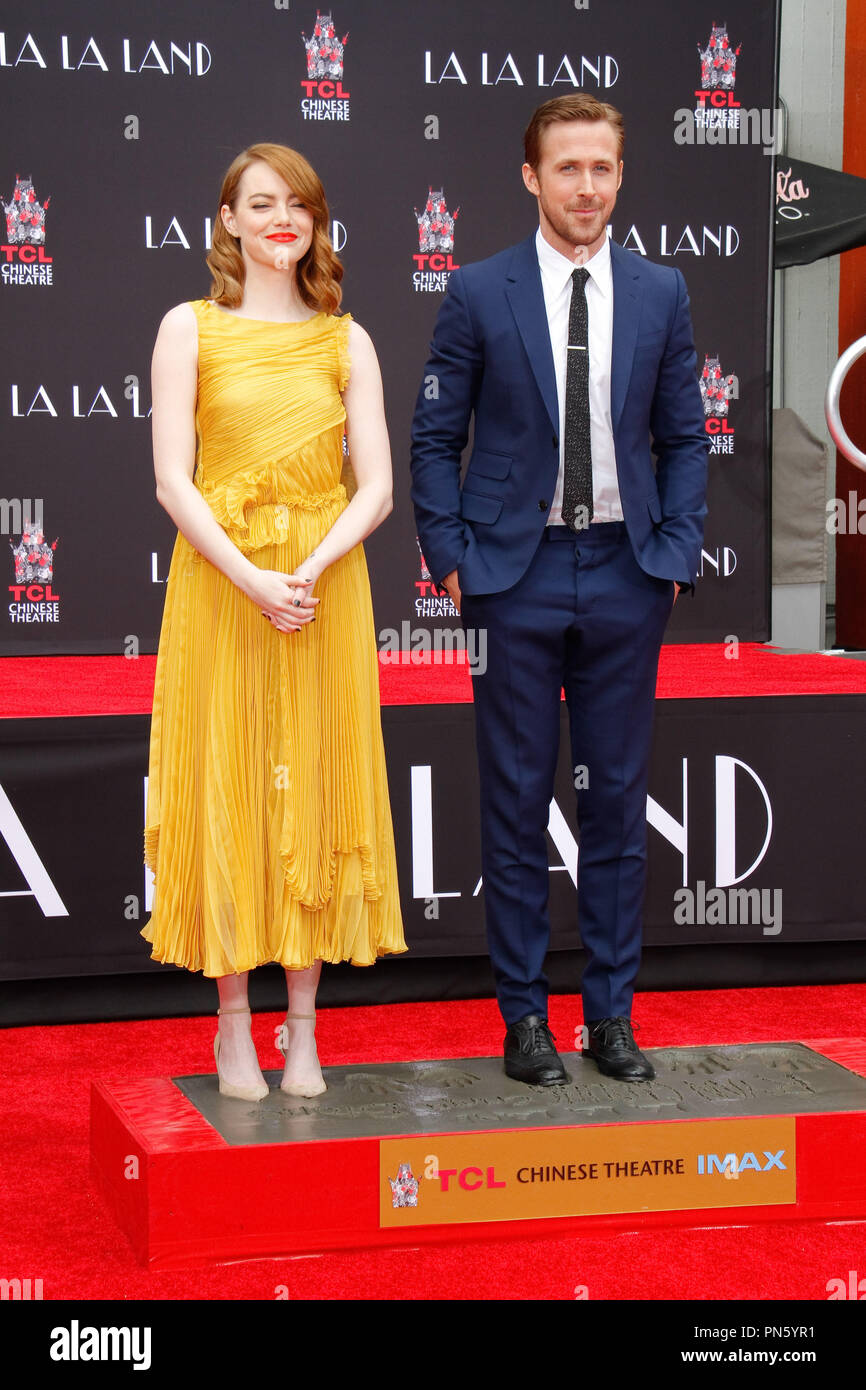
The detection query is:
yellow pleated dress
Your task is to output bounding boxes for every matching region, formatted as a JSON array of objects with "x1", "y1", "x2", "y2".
[{"x1": 141, "y1": 298, "x2": 407, "y2": 977}]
